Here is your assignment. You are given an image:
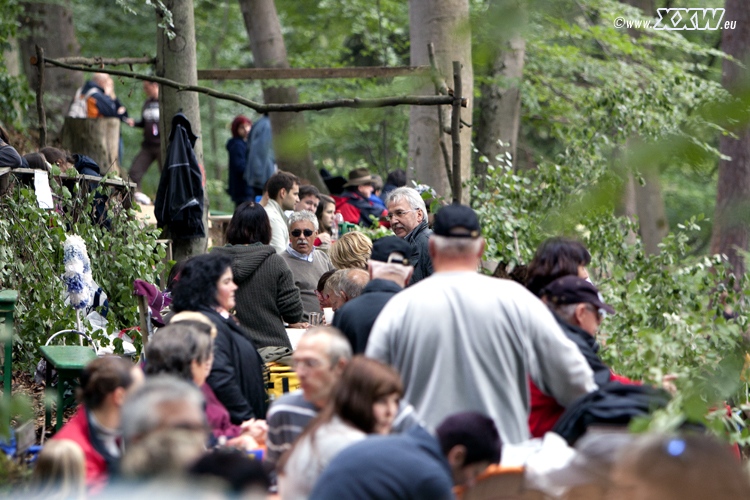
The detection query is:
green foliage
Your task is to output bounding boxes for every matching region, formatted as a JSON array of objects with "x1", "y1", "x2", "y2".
[
  {"x1": 0, "y1": 0, "x2": 34, "y2": 129},
  {"x1": 0, "y1": 172, "x2": 166, "y2": 371}
]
